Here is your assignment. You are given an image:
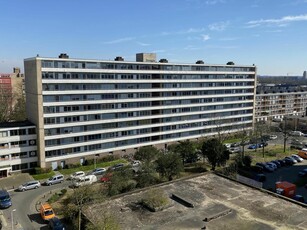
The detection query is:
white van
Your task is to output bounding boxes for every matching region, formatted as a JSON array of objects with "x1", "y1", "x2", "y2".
[
  {"x1": 72, "y1": 175, "x2": 97, "y2": 187},
  {"x1": 289, "y1": 131, "x2": 304, "y2": 136}
]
